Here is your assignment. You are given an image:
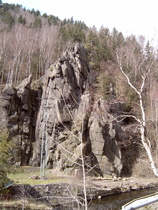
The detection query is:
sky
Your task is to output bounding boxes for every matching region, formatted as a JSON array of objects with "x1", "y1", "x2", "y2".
[{"x1": 2, "y1": 0, "x2": 158, "y2": 46}]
